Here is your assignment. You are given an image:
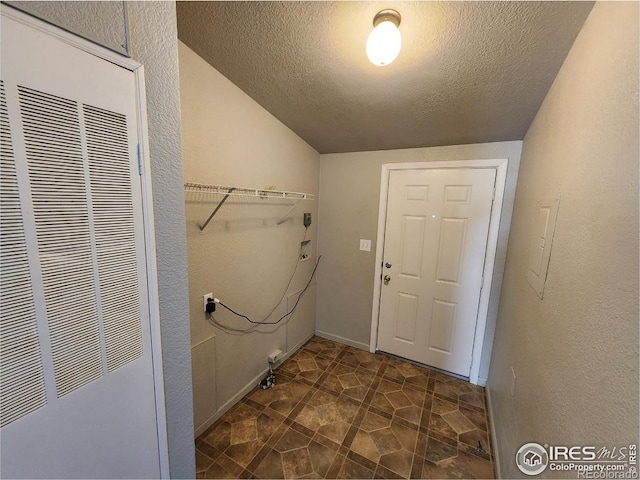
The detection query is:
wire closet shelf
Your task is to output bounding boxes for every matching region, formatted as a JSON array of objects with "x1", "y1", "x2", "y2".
[{"x1": 183, "y1": 182, "x2": 315, "y2": 231}]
